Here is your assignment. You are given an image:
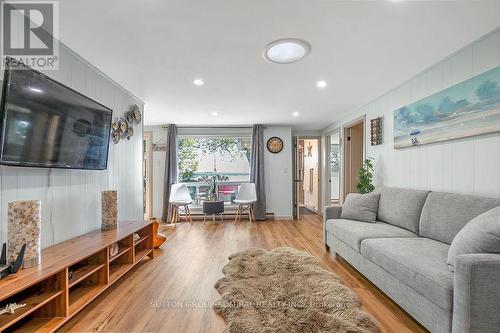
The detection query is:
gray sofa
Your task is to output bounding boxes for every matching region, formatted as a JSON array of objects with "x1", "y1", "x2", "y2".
[{"x1": 323, "y1": 187, "x2": 500, "y2": 333}]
